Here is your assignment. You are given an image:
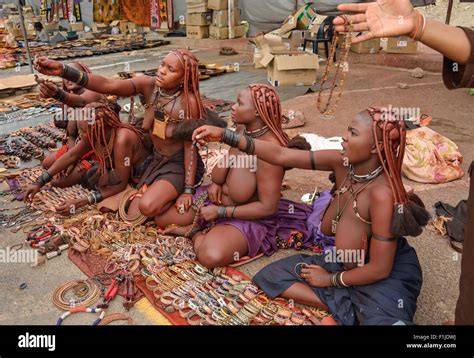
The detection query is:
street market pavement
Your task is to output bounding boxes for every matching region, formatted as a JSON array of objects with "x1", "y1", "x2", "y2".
[{"x1": 0, "y1": 44, "x2": 472, "y2": 325}]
